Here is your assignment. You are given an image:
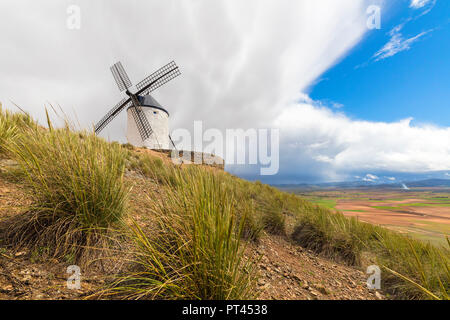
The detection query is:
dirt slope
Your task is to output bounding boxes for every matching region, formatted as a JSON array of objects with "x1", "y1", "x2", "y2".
[{"x1": 253, "y1": 236, "x2": 381, "y2": 300}]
